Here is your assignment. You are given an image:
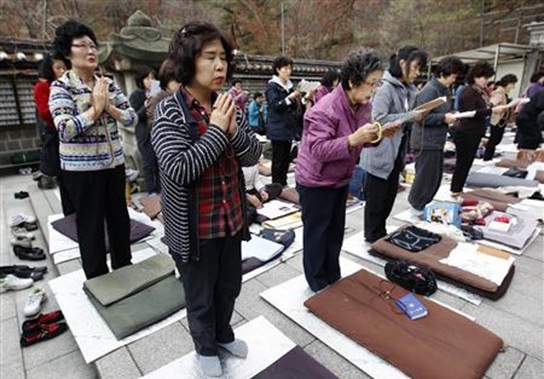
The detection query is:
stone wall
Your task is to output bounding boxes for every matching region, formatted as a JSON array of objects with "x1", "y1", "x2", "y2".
[{"x1": 0, "y1": 123, "x2": 41, "y2": 168}]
